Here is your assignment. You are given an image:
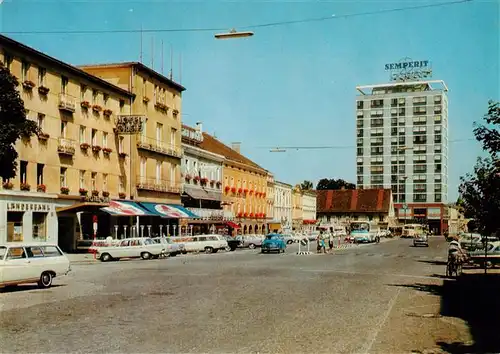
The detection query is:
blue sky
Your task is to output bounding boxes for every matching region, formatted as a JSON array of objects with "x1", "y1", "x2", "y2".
[{"x1": 1, "y1": 0, "x2": 498, "y2": 202}]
